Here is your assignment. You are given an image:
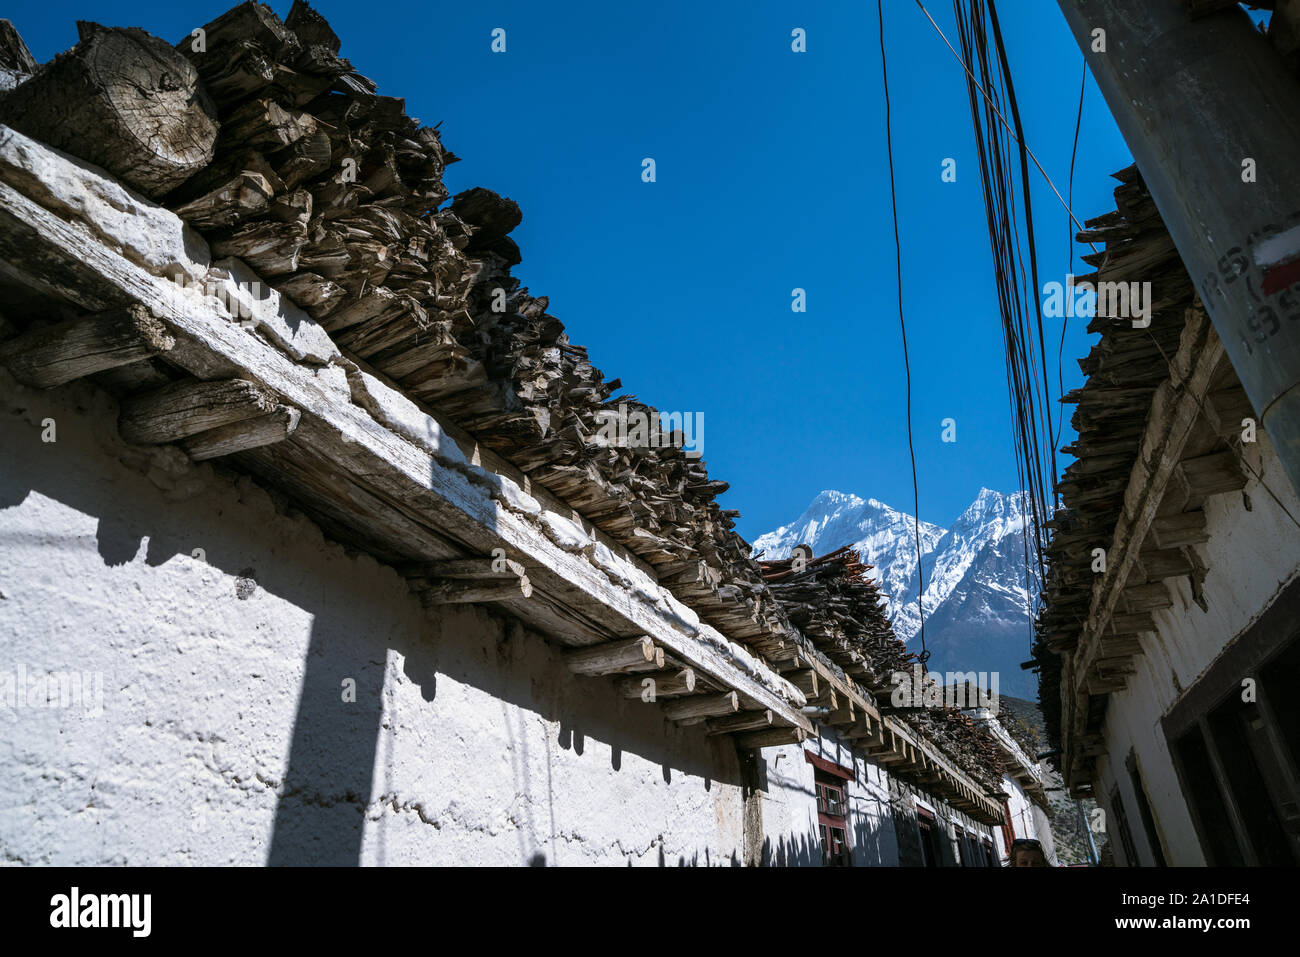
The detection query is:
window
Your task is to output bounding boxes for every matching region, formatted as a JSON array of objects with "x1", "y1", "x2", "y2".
[
  {"x1": 983, "y1": 838, "x2": 997, "y2": 868},
  {"x1": 916, "y1": 806, "x2": 941, "y2": 867},
  {"x1": 999, "y1": 798, "x2": 1016, "y2": 857},
  {"x1": 1173, "y1": 725, "x2": 1244, "y2": 866},
  {"x1": 1126, "y1": 750, "x2": 1167, "y2": 866},
  {"x1": 815, "y1": 775, "x2": 850, "y2": 866},
  {"x1": 1109, "y1": 786, "x2": 1139, "y2": 867},
  {"x1": 817, "y1": 780, "x2": 846, "y2": 818},
  {"x1": 955, "y1": 824, "x2": 979, "y2": 867},
  {"x1": 1163, "y1": 577, "x2": 1300, "y2": 866},
  {"x1": 806, "y1": 752, "x2": 854, "y2": 867}
]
